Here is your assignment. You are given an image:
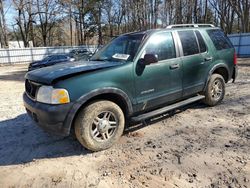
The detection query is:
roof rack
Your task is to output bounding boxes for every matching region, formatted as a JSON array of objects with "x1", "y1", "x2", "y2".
[{"x1": 166, "y1": 24, "x2": 215, "y2": 29}]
